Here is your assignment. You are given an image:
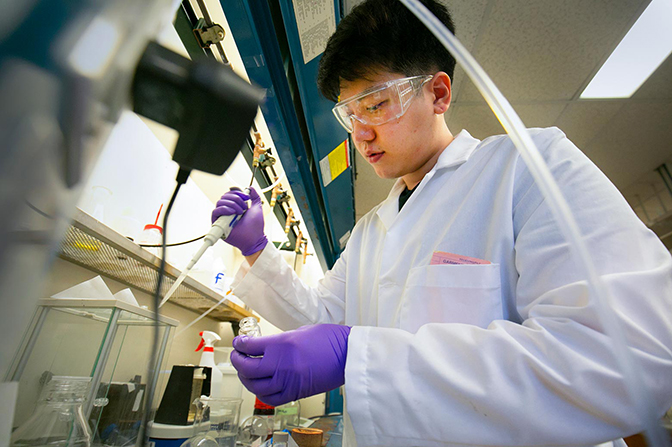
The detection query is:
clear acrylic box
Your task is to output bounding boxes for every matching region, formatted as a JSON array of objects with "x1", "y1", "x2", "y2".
[{"x1": 7, "y1": 298, "x2": 178, "y2": 446}]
